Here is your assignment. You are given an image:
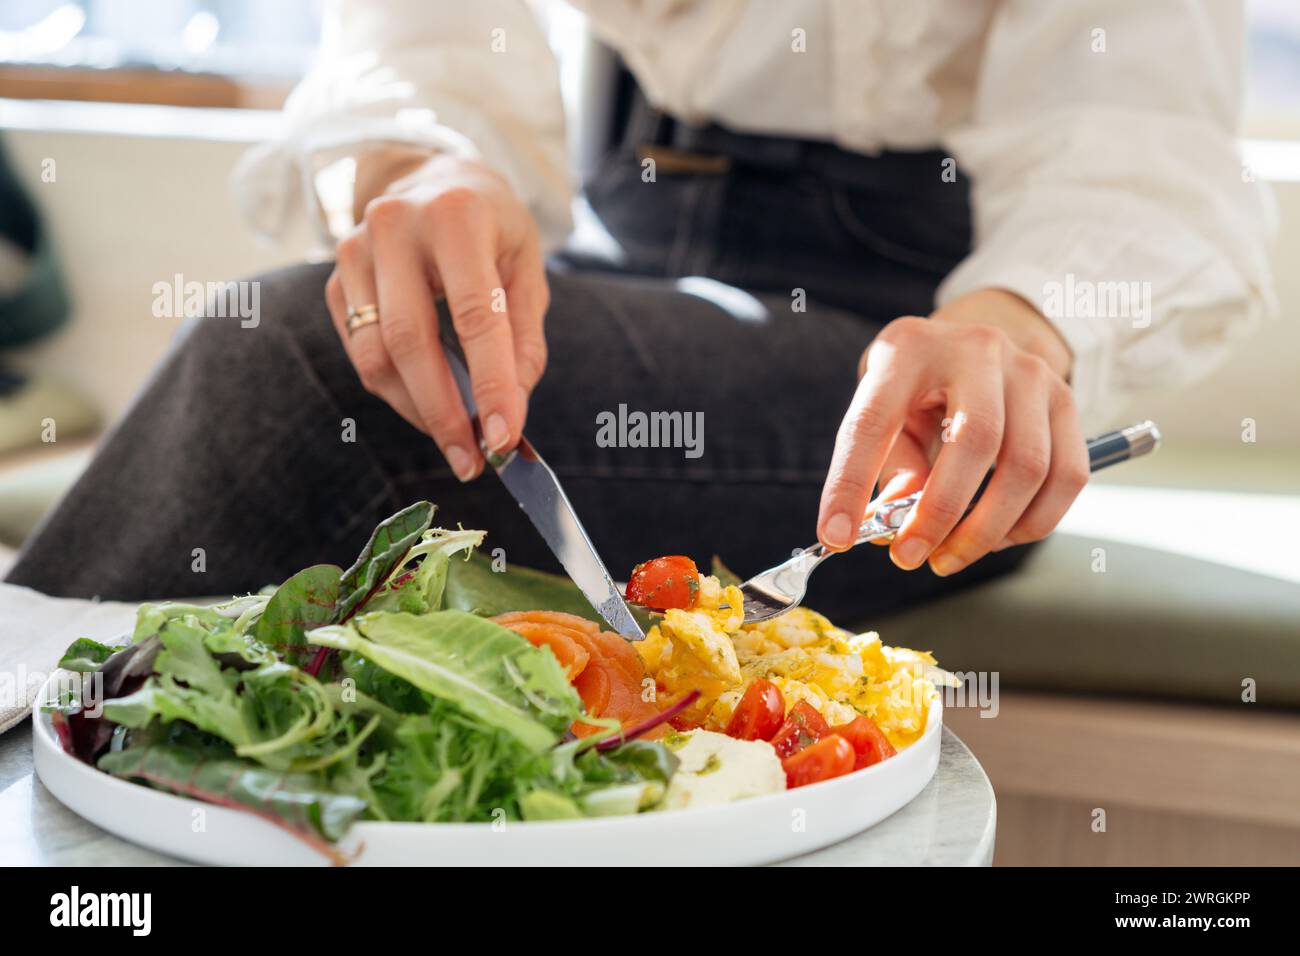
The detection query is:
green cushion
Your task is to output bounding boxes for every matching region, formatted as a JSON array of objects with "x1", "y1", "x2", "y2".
[
  {"x1": 0, "y1": 376, "x2": 99, "y2": 457},
  {"x1": 869, "y1": 533, "x2": 1300, "y2": 709}
]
